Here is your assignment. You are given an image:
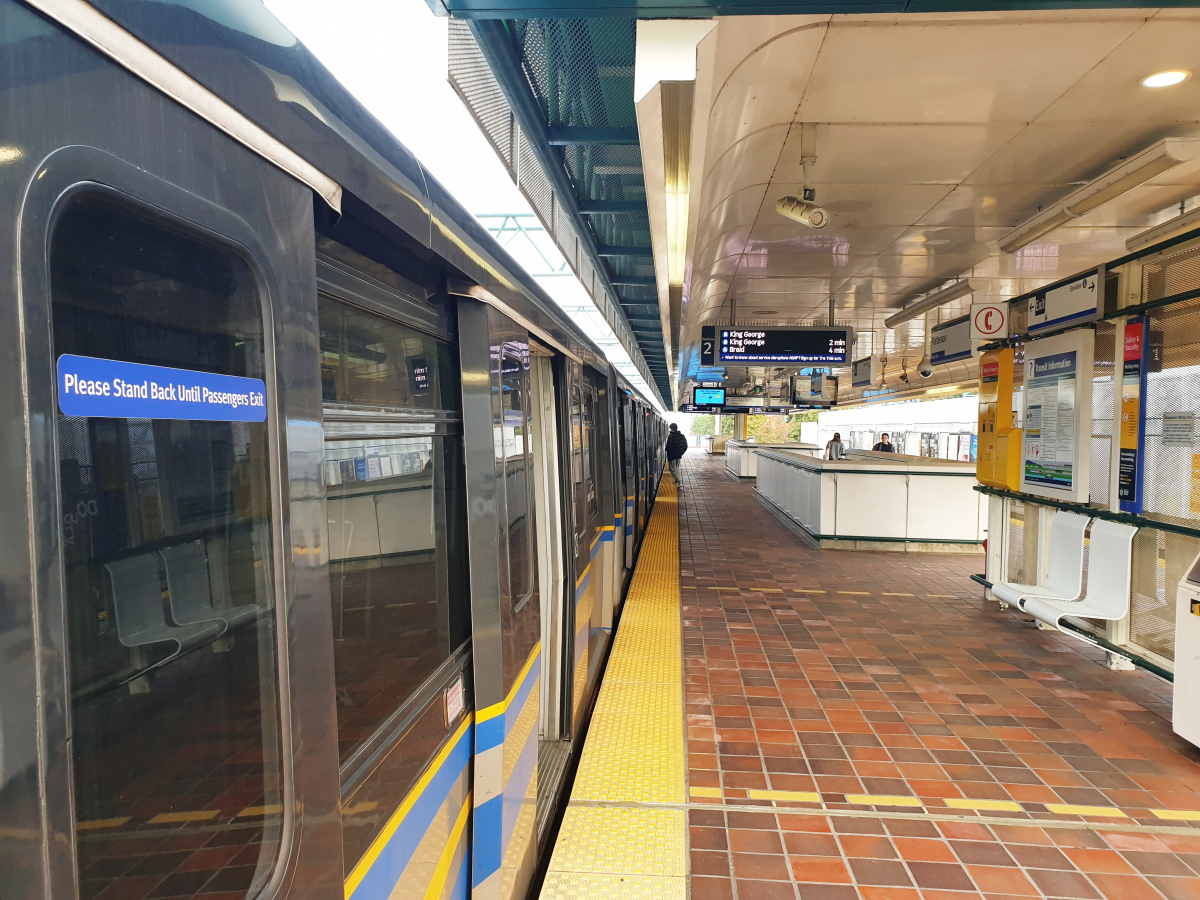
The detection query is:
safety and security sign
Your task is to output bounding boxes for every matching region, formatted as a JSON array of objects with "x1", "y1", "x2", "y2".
[
  {"x1": 1119, "y1": 317, "x2": 1149, "y2": 513},
  {"x1": 58, "y1": 355, "x2": 267, "y2": 422},
  {"x1": 970, "y1": 302, "x2": 1008, "y2": 341}
]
